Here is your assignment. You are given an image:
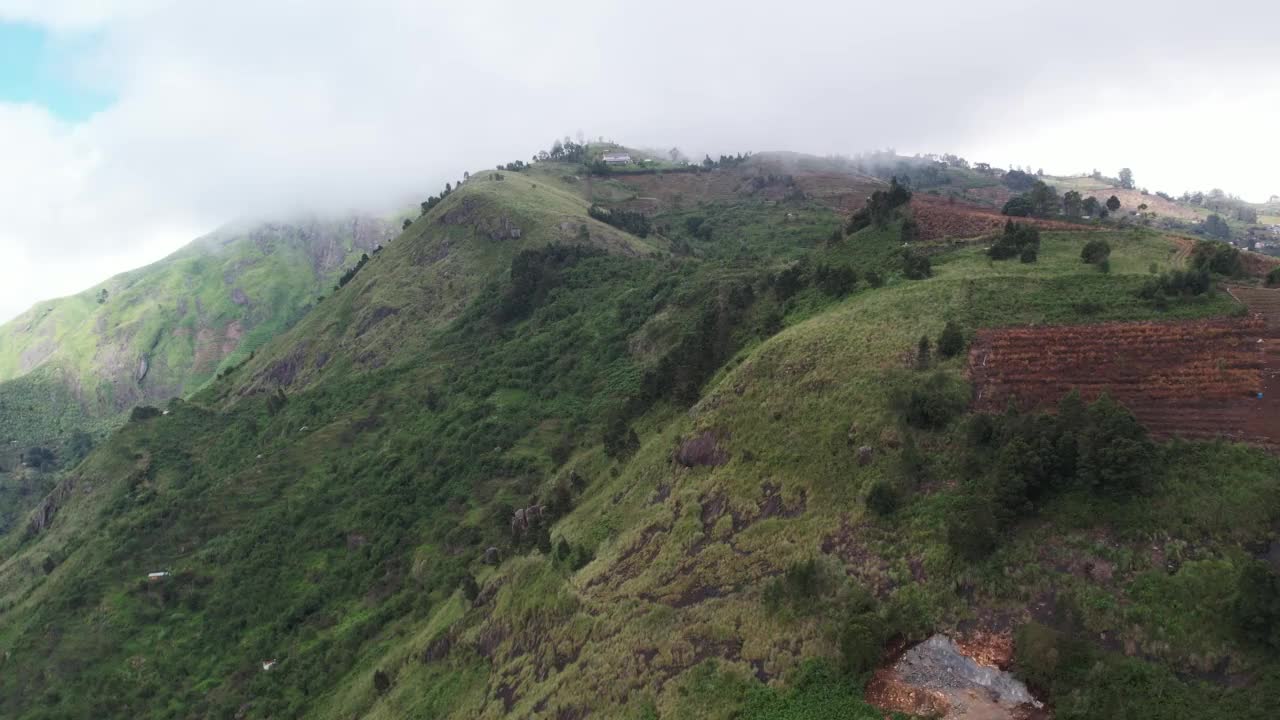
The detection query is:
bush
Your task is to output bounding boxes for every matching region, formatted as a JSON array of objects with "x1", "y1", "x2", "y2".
[
  {"x1": 865, "y1": 480, "x2": 899, "y2": 516},
  {"x1": 1268, "y1": 267, "x2": 1280, "y2": 287},
  {"x1": 988, "y1": 221, "x2": 1040, "y2": 261},
  {"x1": 1019, "y1": 246, "x2": 1038, "y2": 263},
  {"x1": 901, "y1": 250, "x2": 932, "y2": 280},
  {"x1": 897, "y1": 373, "x2": 966, "y2": 430},
  {"x1": 865, "y1": 271, "x2": 884, "y2": 288},
  {"x1": 947, "y1": 494, "x2": 998, "y2": 560},
  {"x1": 764, "y1": 558, "x2": 833, "y2": 614},
  {"x1": 1081, "y1": 239, "x2": 1112, "y2": 265}
]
